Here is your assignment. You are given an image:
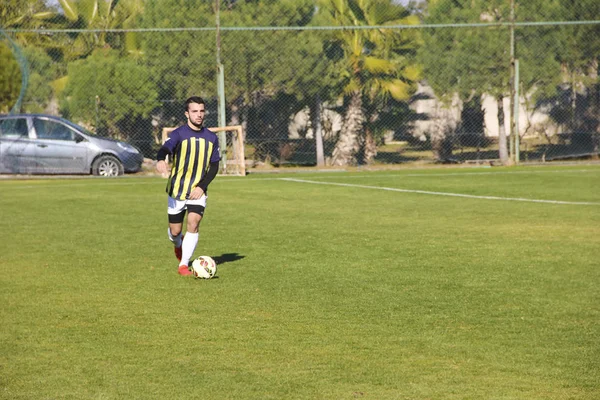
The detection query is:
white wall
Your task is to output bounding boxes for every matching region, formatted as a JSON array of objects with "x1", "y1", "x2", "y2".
[{"x1": 411, "y1": 82, "x2": 558, "y2": 138}]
